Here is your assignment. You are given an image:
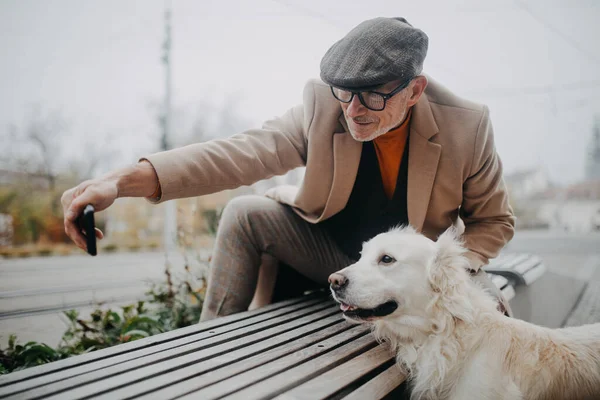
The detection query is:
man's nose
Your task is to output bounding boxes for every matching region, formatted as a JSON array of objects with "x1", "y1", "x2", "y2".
[
  {"x1": 346, "y1": 95, "x2": 366, "y2": 117},
  {"x1": 328, "y1": 273, "x2": 348, "y2": 291}
]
